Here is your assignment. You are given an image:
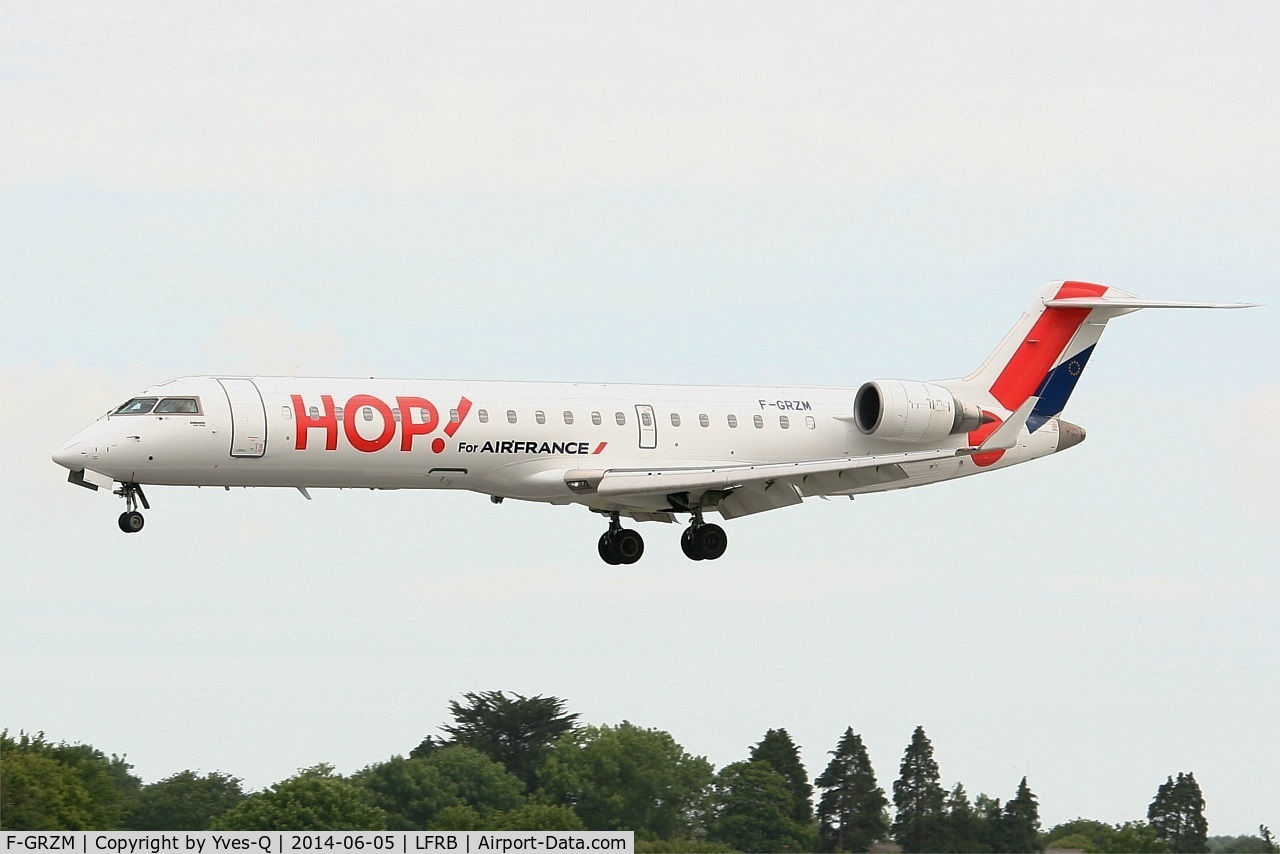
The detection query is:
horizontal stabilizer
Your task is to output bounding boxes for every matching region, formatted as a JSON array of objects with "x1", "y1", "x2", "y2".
[
  {"x1": 1045, "y1": 297, "x2": 1258, "y2": 309},
  {"x1": 969, "y1": 396, "x2": 1037, "y2": 454}
]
